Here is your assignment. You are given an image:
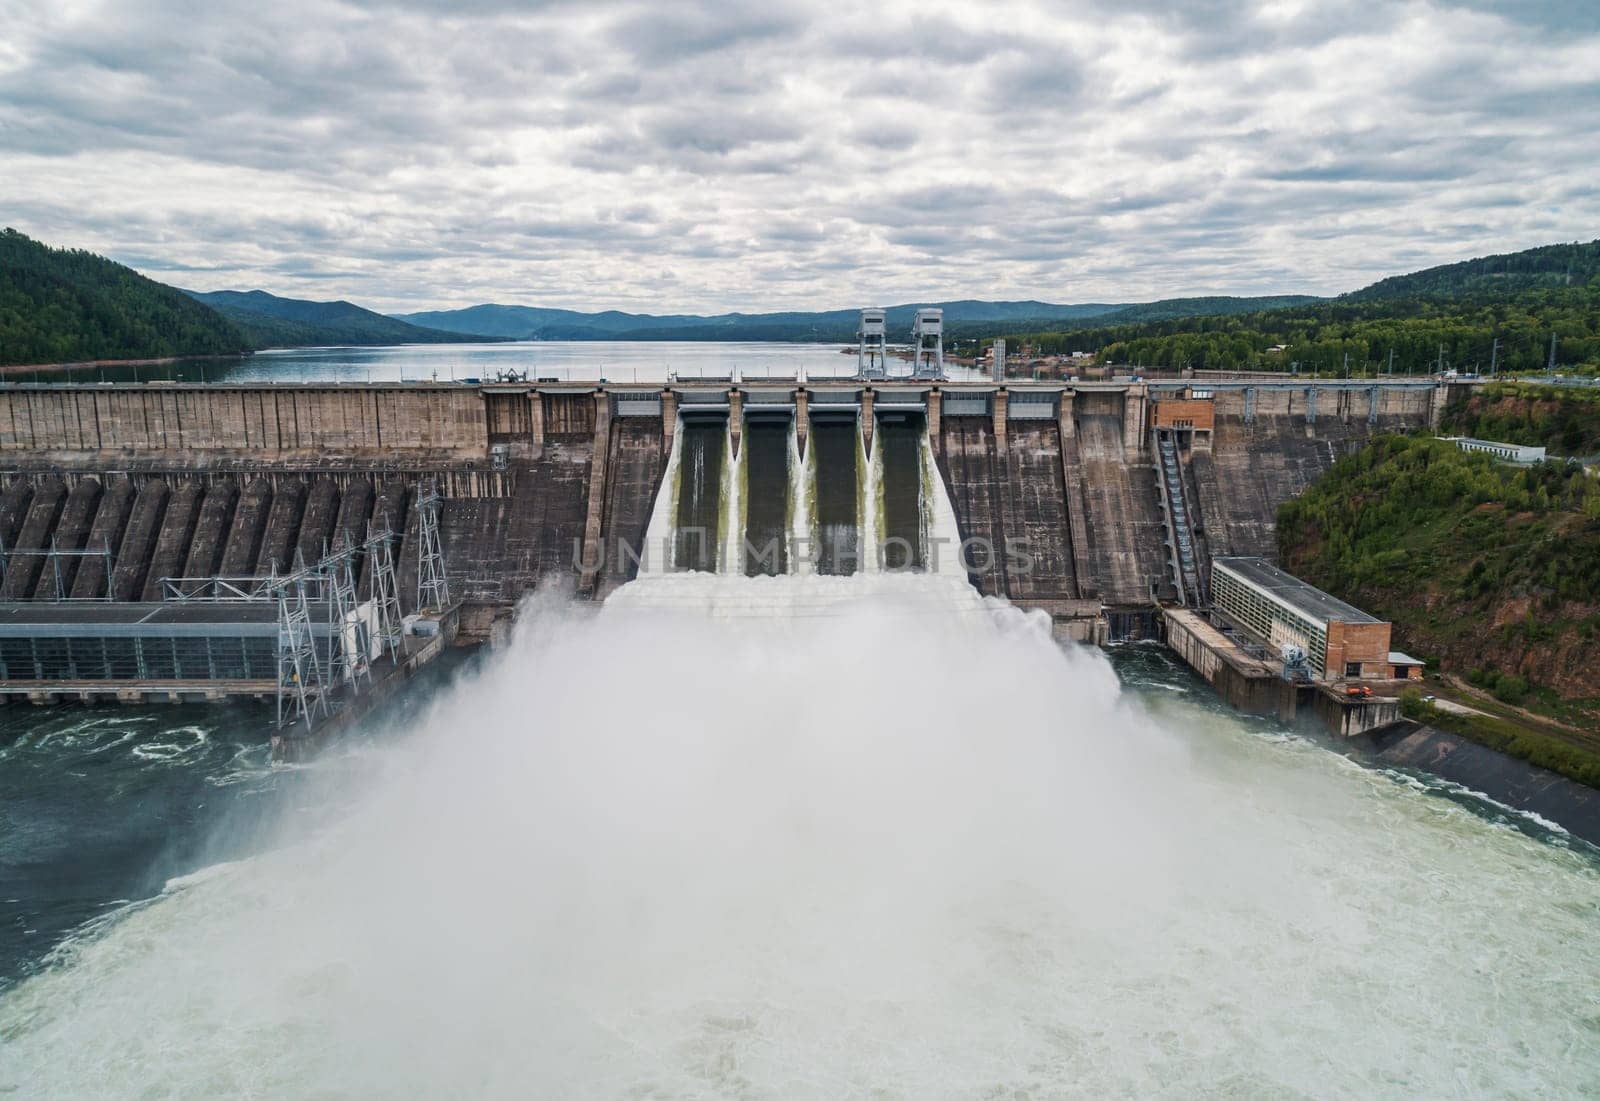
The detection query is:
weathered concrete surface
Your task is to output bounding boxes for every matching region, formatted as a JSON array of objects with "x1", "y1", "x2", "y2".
[
  {"x1": 0, "y1": 479, "x2": 34, "y2": 551},
  {"x1": 39, "y1": 477, "x2": 103, "y2": 597},
  {"x1": 1002, "y1": 420, "x2": 1079, "y2": 605},
  {"x1": 109, "y1": 480, "x2": 170, "y2": 602},
  {"x1": 578, "y1": 395, "x2": 613, "y2": 595},
  {"x1": 1075, "y1": 392, "x2": 1166, "y2": 606},
  {"x1": 1163, "y1": 607, "x2": 1295, "y2": 716},
  {"x1": 70, "y1": 477, "x2": 136, "y2": 599},
  {"x1": 140, "y1": 482, "x2": 203, "y2": 600},
  {"x1": 938, "y1": 415, "x2": 1008, "y2": 596},
  {"x1": 2, "y1": 477, "x2": 65, "y2": 599},
  {"x1": 594, "y1": 417, "x2": 667, "y2": 598},
  {"x1": 295, "y1": 477, "x2": 340, "y2": 564},
  {"x1": 0, "y1": 385, "x2": 490, "y2": 455},
  {"x1": 182, "y1": 481, "x2": 239, "y2": 581},
  {"x1": 219, "y1": 478, "x2": 272, "y2": 576},
  {"x1": 498, "y1": 442, "x2": 593, "y2": 599},
  {"x1": 1194, "y1": 416, "x2": 1354, "y2": 558},
  {"x1": 255, "y1": 479, "x2": 308, "y2": 576}
]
